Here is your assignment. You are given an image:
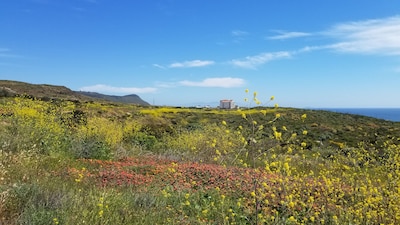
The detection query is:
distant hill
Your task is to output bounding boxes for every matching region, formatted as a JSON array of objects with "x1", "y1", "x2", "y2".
[
  {"x1": 0, "y1": 80, "x2": 150, "y2": 106},
  {"x1": 77, "y1": 91, "x2": 150, "y2": 106}
]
